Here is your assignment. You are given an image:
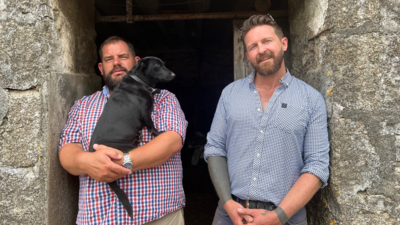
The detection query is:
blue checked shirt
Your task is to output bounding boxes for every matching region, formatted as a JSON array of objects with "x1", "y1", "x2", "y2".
[{"x1": 204, "y1": 70, "x2": 329, "y2": 207}]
